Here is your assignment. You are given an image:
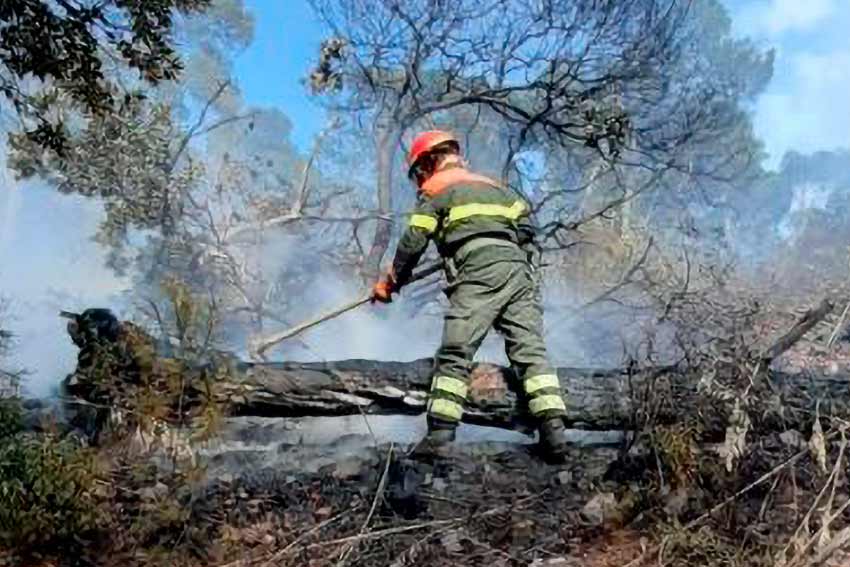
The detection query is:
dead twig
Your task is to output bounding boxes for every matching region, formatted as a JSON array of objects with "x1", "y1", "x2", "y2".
[
  {"x1": 758, "y1": 472, "x2": 784, "y2": 522},
  {"x1": 809, "y1": 526, "x2": 850, "y2": 566},
  {"x1": 249, "y1": 507, "x2": 357, "y2": 567},
  {"x1": 313, "y1": 519, "x2": 460, "y2": 548},
  {"x1": 786, "y1": 496, "x2": 850, "y2": 567},
  {"x1": 582, "y1": 235, "x2": 654, "y2": 310},
  {"x1": 784, "y1": 428, "x2": 849, "y2": 567},
  {"x1": 312, "y1": 491, "x2": 544, "y2": 550},
  {"x1": 826, "y1": 300, "x2": 850, "y2": 349},
  {"x1": 779, "y1": 432, "x2": 847, "y2": 561},
  {"x1": 624, "y1": 431, "x2": 842, "y2": 567},
  {"x1": 334, "y1": 443, "x2": 395, "y2": 565},
  {"x1": 759, "y1": 298, "x2": 834, "y2": 362}
]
